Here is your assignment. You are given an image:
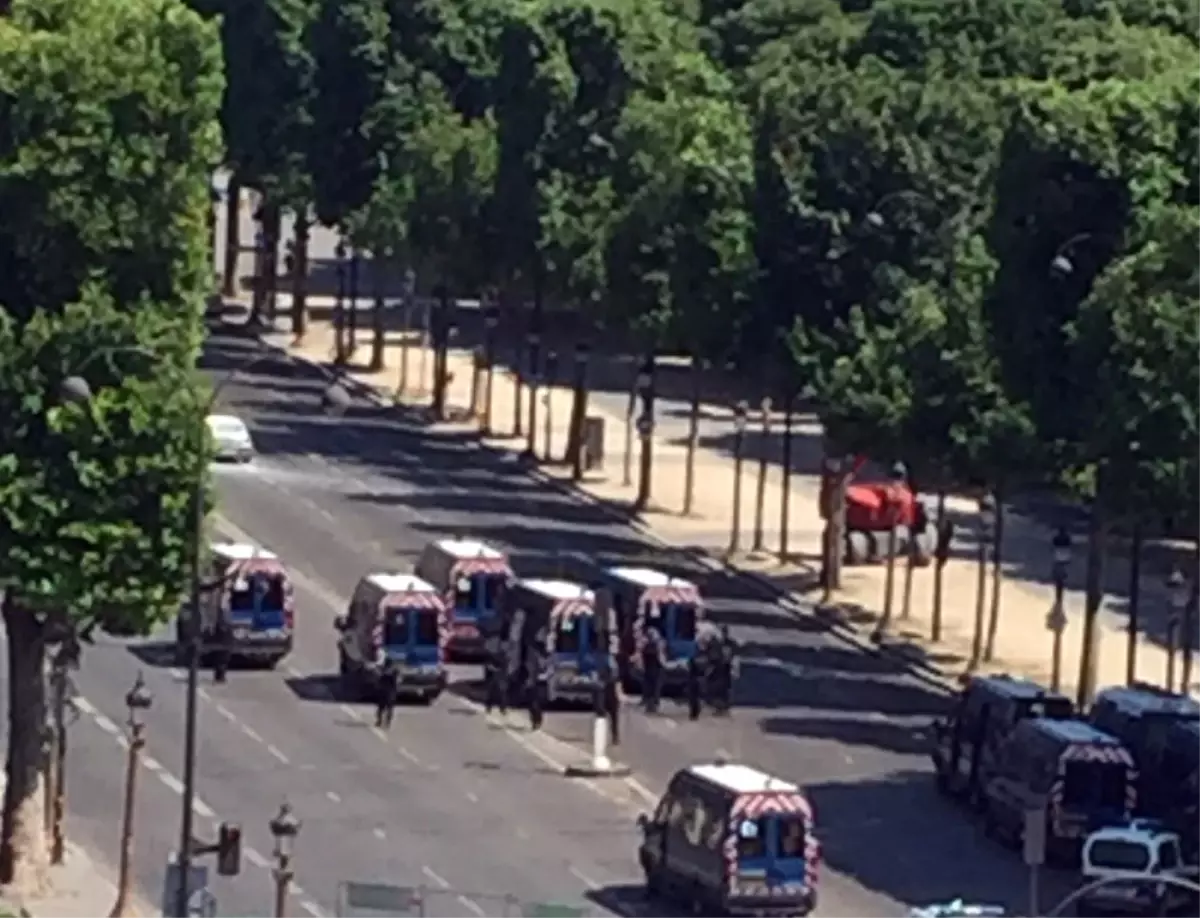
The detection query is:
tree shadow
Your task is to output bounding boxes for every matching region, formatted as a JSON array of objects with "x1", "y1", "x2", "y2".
[{"x1": 758, "y1": 712, "x2": 932, "y2": 756}]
